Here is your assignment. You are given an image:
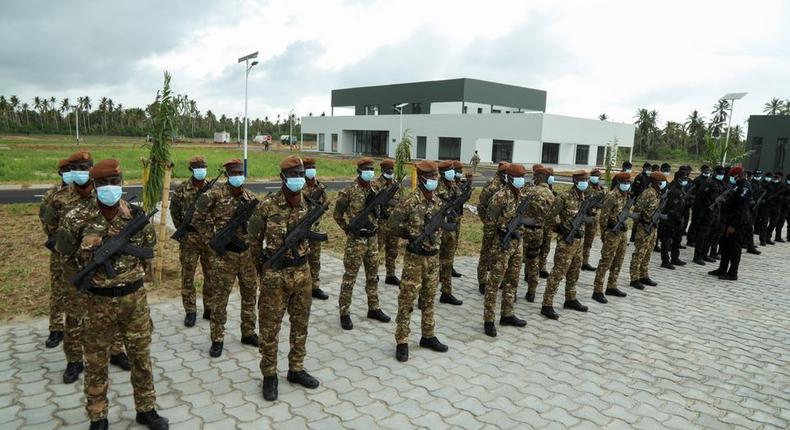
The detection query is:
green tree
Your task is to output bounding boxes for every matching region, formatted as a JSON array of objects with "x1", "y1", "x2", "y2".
[
  {"x1": 143, "y1": 71, "x2": 175, "y2": 212},
  {"x1": 684, "y1": 110, "x2": 706, "y2": 156},
  {"x1": 763, "y1": 98, "x2": 785, "y2": 115}
]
